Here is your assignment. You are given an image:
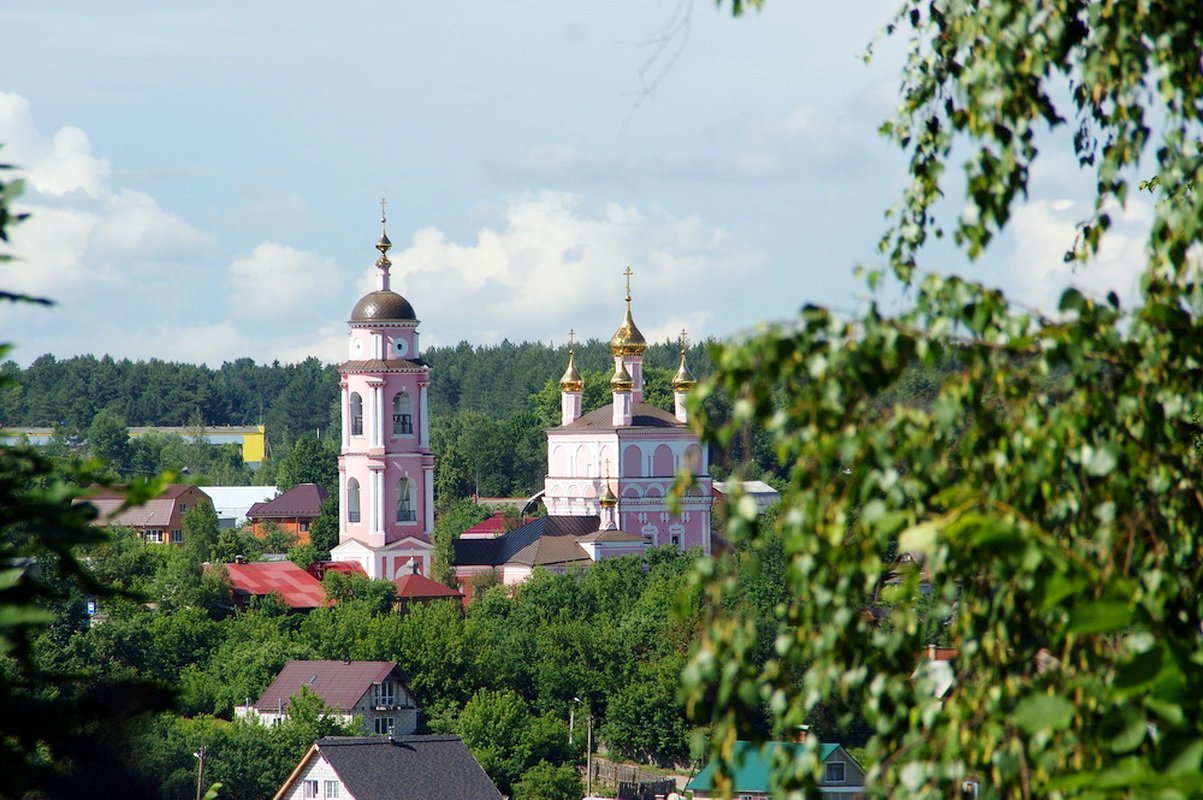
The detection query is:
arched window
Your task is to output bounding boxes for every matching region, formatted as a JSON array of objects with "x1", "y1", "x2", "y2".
[
  {"x1": 350, "y1": 392, "x2": 364, "y2": 436},
  {"x1": 347, "y1": 478, "x2": 361, "y2": 524},
  {"x1": 653, "y1": 444, "x2": 674, "y2": 477},
  {"x1": 392, "y1": 392, "x2": 413, "y2": 436},
  {"x1": 622, "y1": 445, "x2": 642, "y2": 478},
  {"x1": 396, "y1": 478, "x2": 415, "y2": 522}
]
